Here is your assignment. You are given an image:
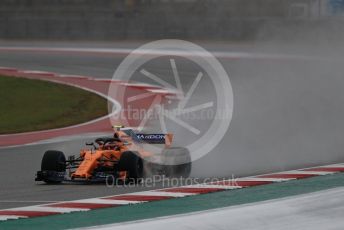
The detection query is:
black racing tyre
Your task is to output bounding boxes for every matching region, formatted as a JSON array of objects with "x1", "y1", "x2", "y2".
[
  {"x1": 118, "y1": 151, "x2": 143, "y2": 183},
  {"x1": 41, "y1": 150, "x2": 66, "y2": 183},
  {"x1": 41, "y1": 150, "x2": 66, "y2": 171},
  {"x1": 163, "y1": 147, "x2": 192, "y2": 178}
]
